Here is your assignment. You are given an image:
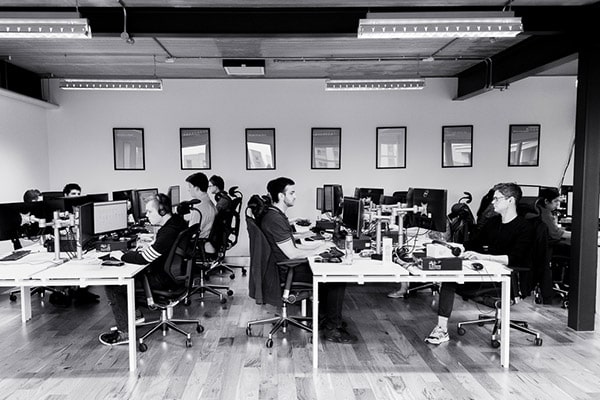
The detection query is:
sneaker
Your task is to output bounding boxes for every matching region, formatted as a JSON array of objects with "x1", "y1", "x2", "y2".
[
  {"x1": 99, "y1": 328, "x2": 129, "y2": 346},
  {"x1": 387, "y1": 287, "x2": 408, "y2": 298},
  {"x1": 424, "y1": 325, "x2": 449, "y2": 345},
  {"x1": 323, "y1": 327, "x2": 358, "y2": 344}
]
